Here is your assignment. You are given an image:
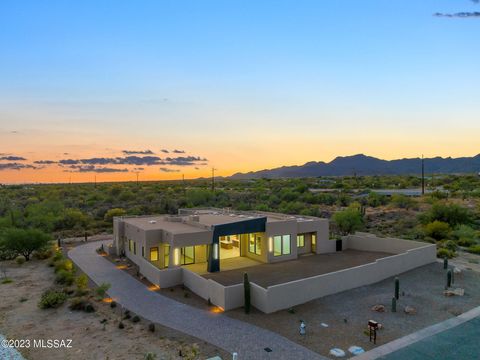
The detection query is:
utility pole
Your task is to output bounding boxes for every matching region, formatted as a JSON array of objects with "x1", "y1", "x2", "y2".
[
  {"x1": 421, "y1": 155, "x2": 425, "y2": 196},
  {"x1": 182, "y1": 174, "x2": 186, "y2": 197},
  {"x1": 94, "y1": 175, "x2": 97, "y2": 188},
  {"x1": 135, "y1": 172, "x2": 140, "y2": 187},
  {"x1": 211, "y1": 168, "x2": 216, "y2": 192}
]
